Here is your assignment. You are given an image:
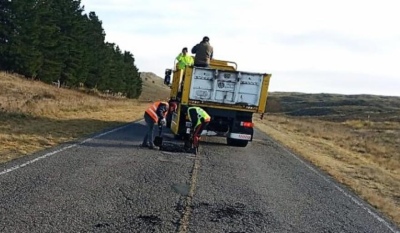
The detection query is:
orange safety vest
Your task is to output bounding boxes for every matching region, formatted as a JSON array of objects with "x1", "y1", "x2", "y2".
[{"x1": 145, "y1": 101, "x2": 169, "y2": 122}]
